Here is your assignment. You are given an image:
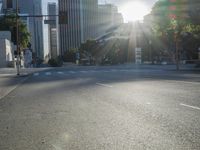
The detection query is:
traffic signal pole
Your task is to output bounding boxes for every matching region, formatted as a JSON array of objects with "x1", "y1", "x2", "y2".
[
  {"x1": 16, "y1": 0, "x2": 20, "y2": 75},
  {"x1": 175, "y1": 33, "x2": 180, "y2": 71},
  {"x1": 12, "y1": 2, "x2": 66, "y2": 75}
]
